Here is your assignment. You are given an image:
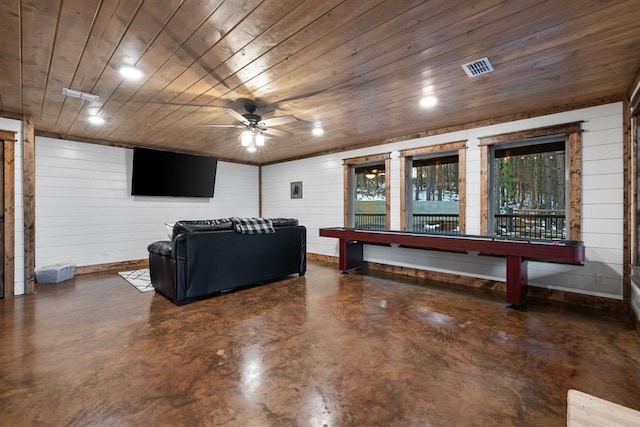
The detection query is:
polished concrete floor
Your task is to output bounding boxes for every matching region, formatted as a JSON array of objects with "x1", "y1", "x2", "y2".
[{"x1": 1, "y1": 261, "x2": 639, "y2": 426}]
